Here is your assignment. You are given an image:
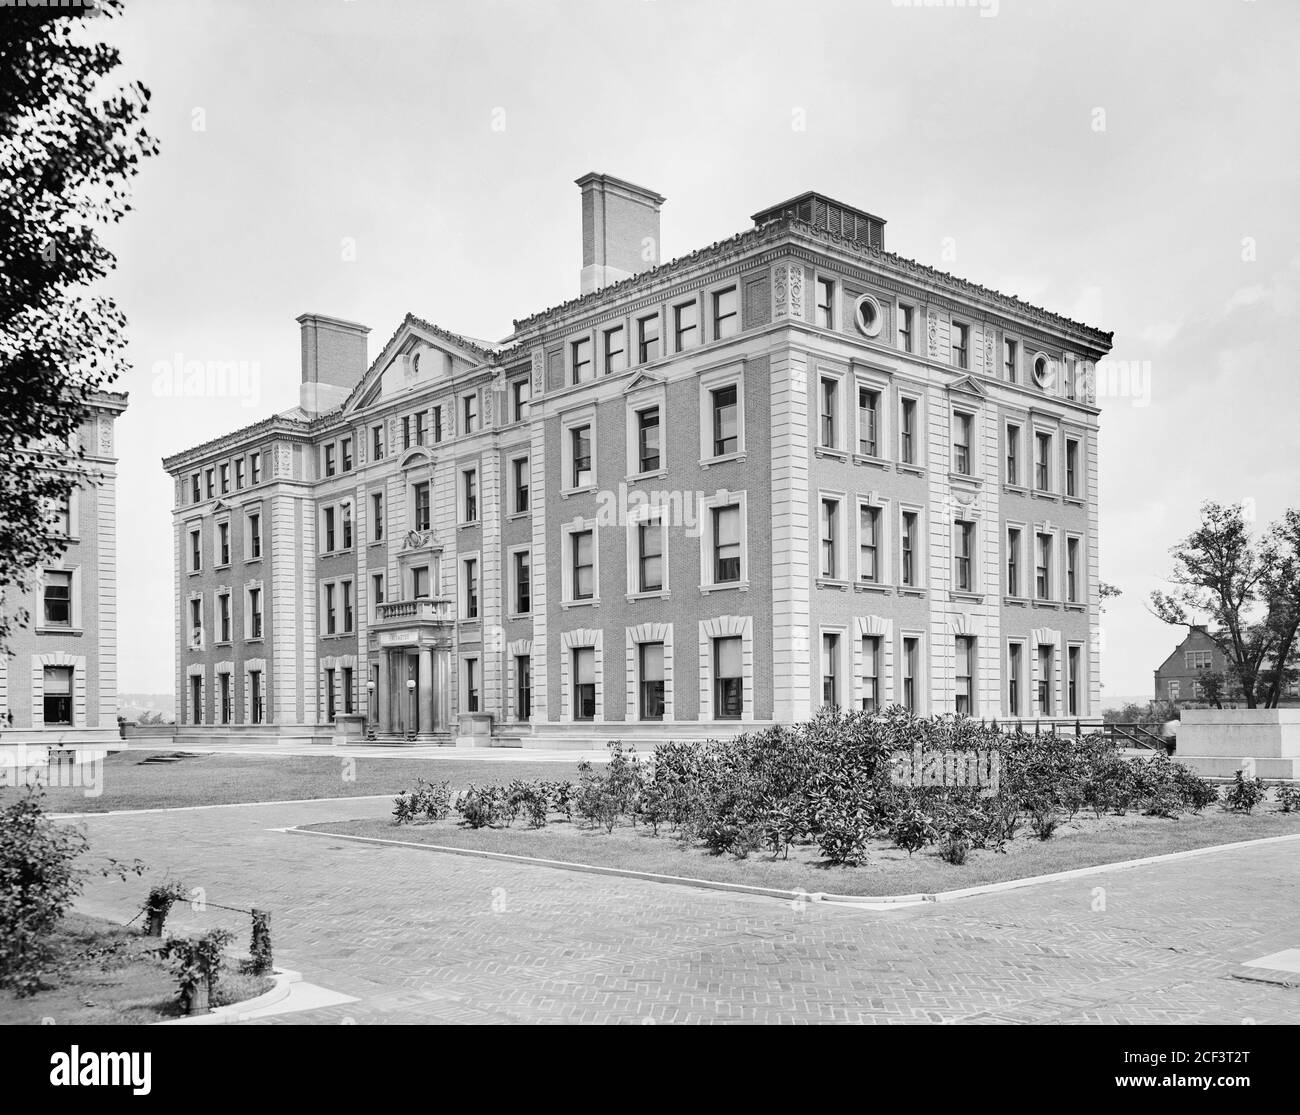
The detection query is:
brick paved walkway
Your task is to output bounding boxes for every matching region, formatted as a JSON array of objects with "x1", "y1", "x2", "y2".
[{"x1": 69, "y1": 799, "x2": 1300, "y2": 1024}]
